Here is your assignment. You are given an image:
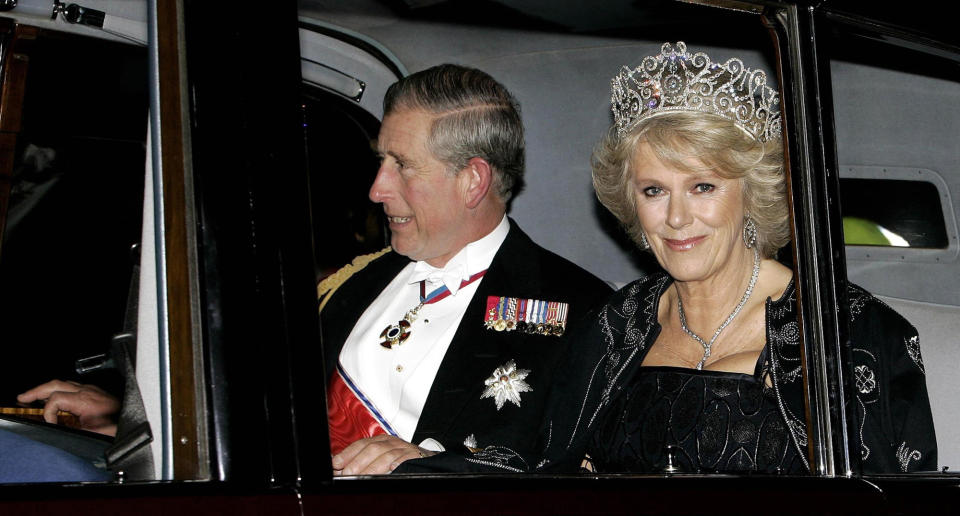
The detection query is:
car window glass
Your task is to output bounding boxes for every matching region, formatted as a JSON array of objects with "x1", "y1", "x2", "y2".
[{"x1": 840, "y1": 176, "x2": 948, "y2": 249}]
